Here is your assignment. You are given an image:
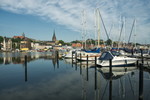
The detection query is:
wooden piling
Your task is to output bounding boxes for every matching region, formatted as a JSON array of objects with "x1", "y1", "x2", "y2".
[
  {"x1": 140, "y1": 49, "x2": 144, "y2": 64},
  {"x1": 109, "y1": 59, "x2": 112, "y2": 100},
  {"x1": 95, "y1": 56, "x2": 97, "y2": 90},
  {"x1": 109, "y1": 59, "x2": 112, "y2": 77},
  {"x1": 95, "y1": 56, "x2": 97, "y2": 67},
  {"x1": 136, "y1": 60, "x2": 139, "y2": 67},
  {"x1": 72, "y1": 51, "x2": 73, "y2": 67},
  {"x1": 80, "y1": 53, "x2": 82, "y2": 61},
  {"x1": 80, "y1": 53, "x2": 82, "y2": 74},
  {"x1": 75, "y1": 53, "x2": 77, "y2": 63},
  {"x1": 139, "y1": 63, "x2": 144, "y2": 100},
  {"x1": 132, "y1": 48, "x2": 134, "y2": 56},
  {"x1": 25, "y1": 55, "x2": 27, "y2": 65},
  {"x1": 109, "y1": 79, "x2": 112, "y2": 100},
  {"x1": 75, "y1": 53, "x2": 77, "y2": 70},
  {"x1": 80, "y1": 61, "x2": 82, "y2": 75},
  {"x1": 86, "y1": 55, "x2": 89, "y2": 81},
  {"x1": 24, "y1": 55, "x2": 27, "y2": 82},
  {"x1": 56, "y1": 51, "x2": 59, "y2": 68}
]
